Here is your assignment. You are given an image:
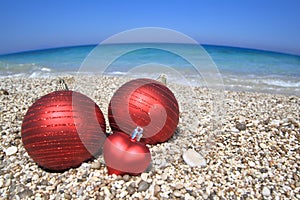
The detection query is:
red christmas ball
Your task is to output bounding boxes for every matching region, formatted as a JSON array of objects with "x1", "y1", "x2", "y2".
[
  {"x1": 108, "y1": 78, "x2": 179, "y2": 144},
  {"x1": 21, "y1": 91, "x2": 106, "y2": 171},
  {"x1": 103, "y1": 131, "x2": 151, "y2": 175}
]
